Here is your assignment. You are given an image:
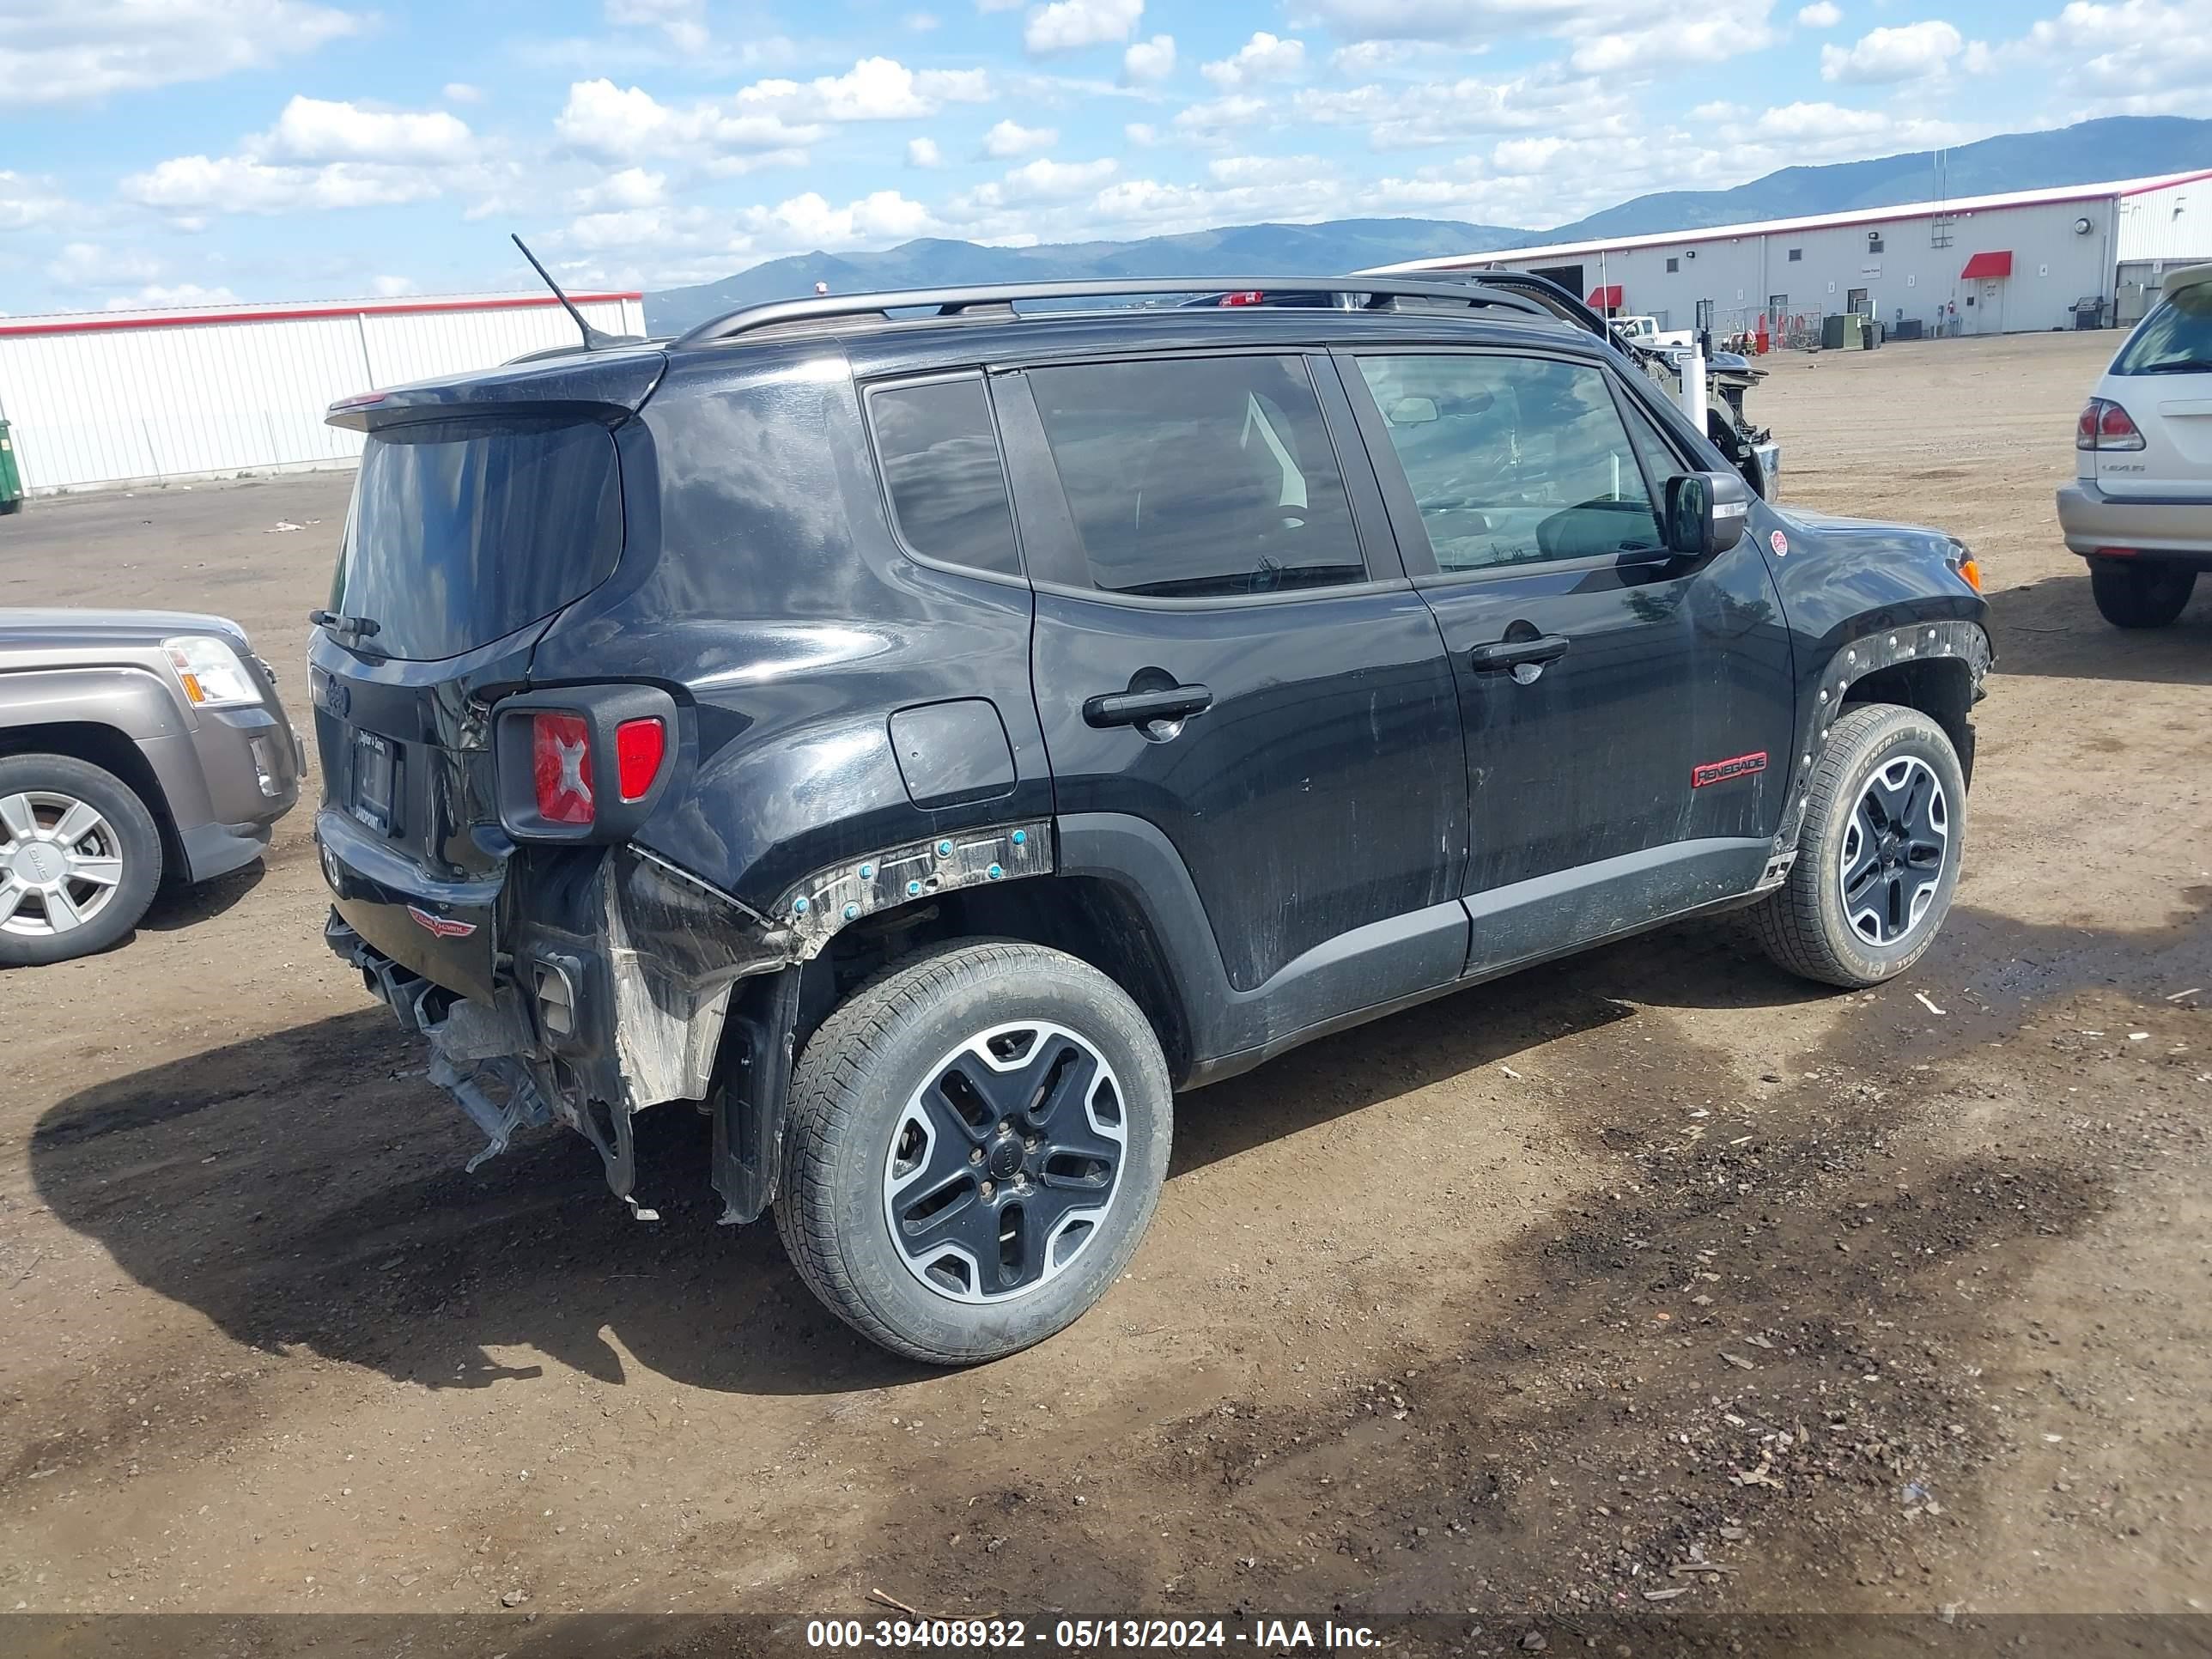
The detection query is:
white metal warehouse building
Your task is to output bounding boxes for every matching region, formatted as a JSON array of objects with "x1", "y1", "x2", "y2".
[
  {"x1": 1375, "y1": 168, "x2": 2212, "y2": 343},
  {"x1": 0, "y1": 289, "x2": 646, "y2": 496}
]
